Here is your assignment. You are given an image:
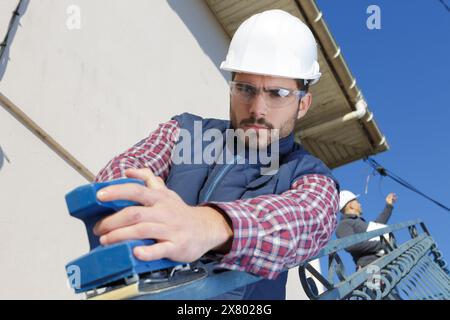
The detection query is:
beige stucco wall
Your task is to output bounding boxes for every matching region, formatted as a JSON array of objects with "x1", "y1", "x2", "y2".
[{"x1": 0, "y1": 0, "x2": 316, "y2": 299}]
